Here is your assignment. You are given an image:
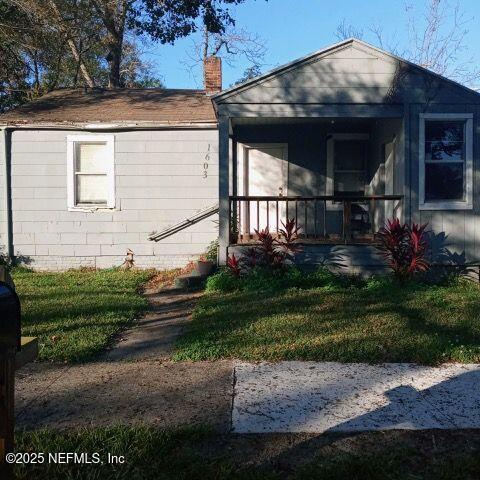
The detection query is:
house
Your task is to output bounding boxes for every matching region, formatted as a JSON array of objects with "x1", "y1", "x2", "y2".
[
  {"x1": 1, "y1": 39, "x2": 479, "y2": 273},
  {"x1": 0, "y1": 60, "x2": 221, "y2": 270}
]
